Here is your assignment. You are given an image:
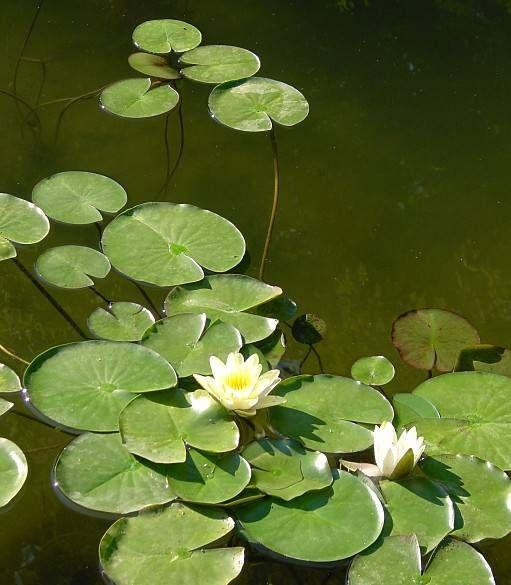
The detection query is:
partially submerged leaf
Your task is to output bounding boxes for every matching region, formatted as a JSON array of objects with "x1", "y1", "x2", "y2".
[{"x1": 128, "y1": 53, "x2": 180, "y2": 79}]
